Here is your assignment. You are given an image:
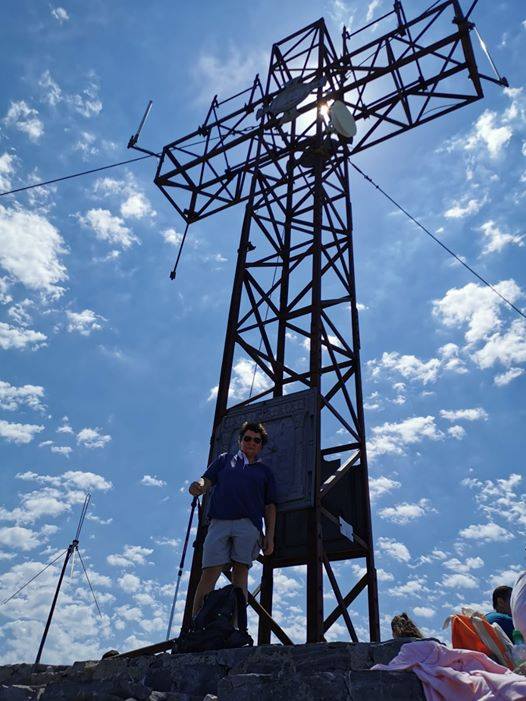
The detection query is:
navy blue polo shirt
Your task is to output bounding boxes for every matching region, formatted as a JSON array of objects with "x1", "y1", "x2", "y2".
[{"x1": 202, "y1": 452, "x2": 277, "y2": 532}]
